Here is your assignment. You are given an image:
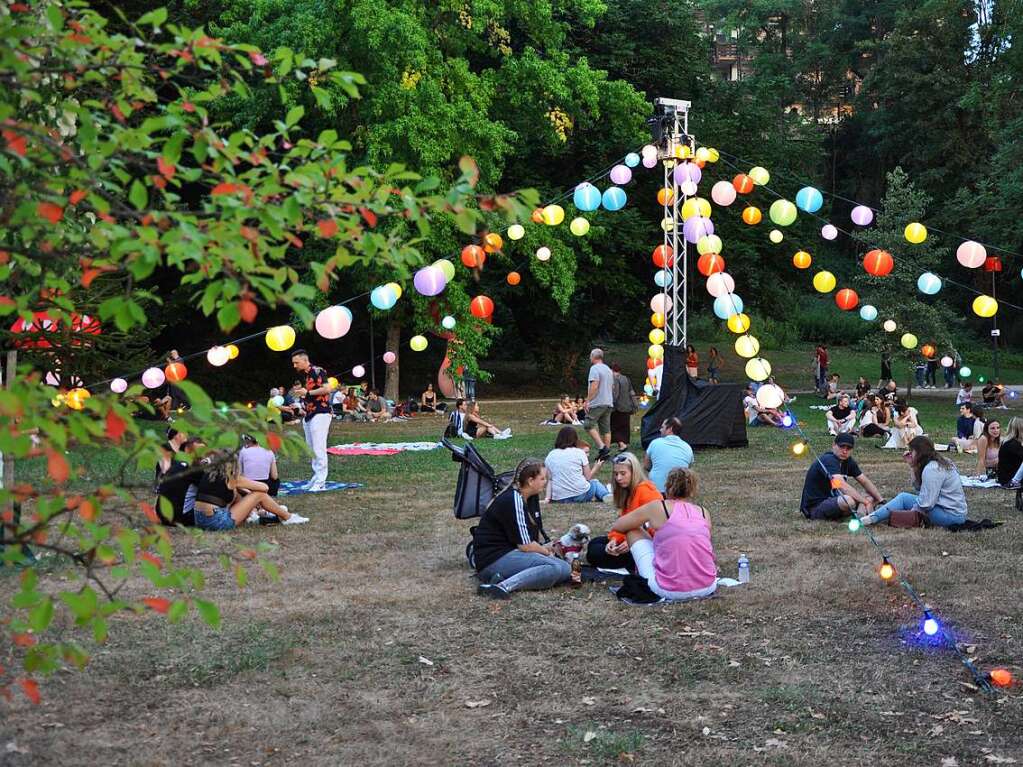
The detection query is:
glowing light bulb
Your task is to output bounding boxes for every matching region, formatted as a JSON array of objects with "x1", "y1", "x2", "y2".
[
  {"x1": 879, "y1": 559, "x2": 895, "y2": 581},
  {"x1": 923, "y1": 615, "x2": 939, "y2": 636},
  {"x1": 848, "y1": 518, "x2": 861, "y2": 532},
  {"x1": 781, "y1": 414, "x2": 793, "y2": 428},
  {"x1": 791, "y1": 441, "x2": 806, "y2": 456}
]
